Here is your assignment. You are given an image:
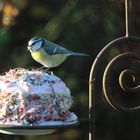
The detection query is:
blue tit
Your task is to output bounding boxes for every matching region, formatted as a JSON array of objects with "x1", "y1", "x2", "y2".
[{"x1": 27, "y1": 36, "x2": 89, "y2": 68}]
